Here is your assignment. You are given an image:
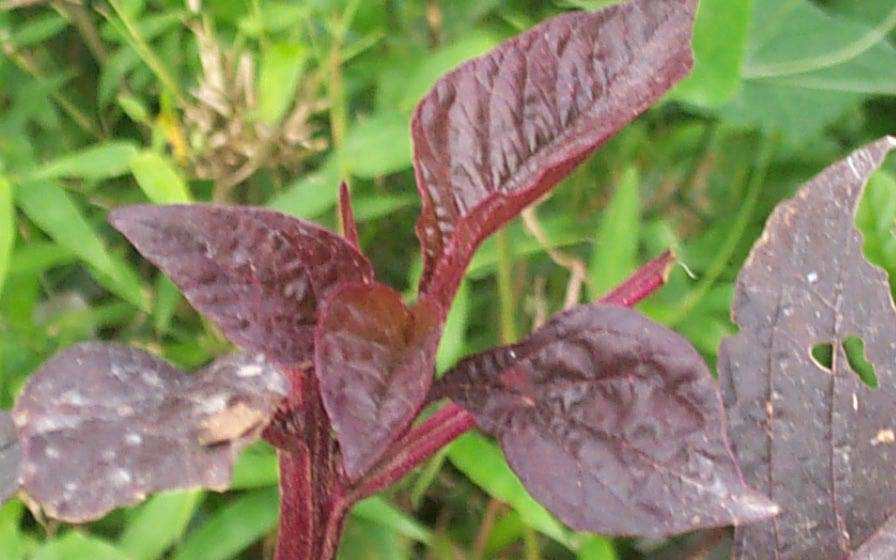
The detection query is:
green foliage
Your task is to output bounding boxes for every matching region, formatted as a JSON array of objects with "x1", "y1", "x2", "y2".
[{"x1": 0, "y1": 0, "x2": 894, "y2": 557}]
